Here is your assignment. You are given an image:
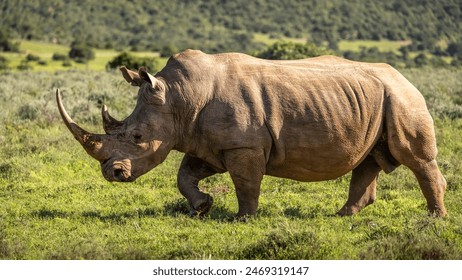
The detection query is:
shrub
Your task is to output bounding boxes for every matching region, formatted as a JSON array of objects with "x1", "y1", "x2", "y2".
[
  {"x1": 16, "y1": 60, "x2": 32, "y2": 71},
  {"x1": 255, "y1": 41, "x2": 331, "y2": 60},
  {"x1": 447, "y1": 42, "x2": 462, "y2": 57},
  {"x1": 160, "y1": 45, "x2": 178, "y2": 58},
  {"x1": 62, "y1": 60, "x2": 72, "y2": 67},
  {"x1": 451, "y1": 56, "x2": 462, "y2": 67},
  {"x1": 0, "y1": 31, "x2": 20, "y2": 52},
  {"x1": 69, "y1": 41, "x2": 95, "y2": 63},
  {"x1": 414, "y1": 53, "x2": 429, "y2": 67},
  {"x1": 52, "y1": 53, "x2": 67, "y2": 61},
  {"x1": 0, "y1": 56, "x2": 8, "y2": 70},
  {"x1": 106, "y1": 52, "x2": 159, "y2": 72},
  {"x1": 17, "y1": 104, "x2": 38, "y2": 121},
  {"x1": 25, "y1": 54, "x2": 41, "y2": 62}
]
